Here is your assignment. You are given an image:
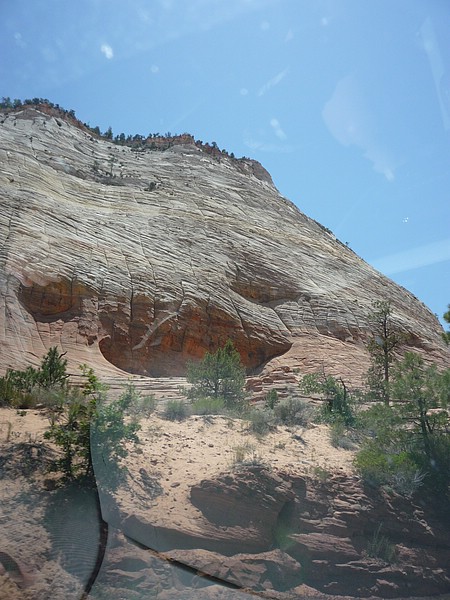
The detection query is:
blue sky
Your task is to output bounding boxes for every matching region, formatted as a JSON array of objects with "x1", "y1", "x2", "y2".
[{"x1": 2, "y1": 0, "x2": 450, "y2": 325}]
